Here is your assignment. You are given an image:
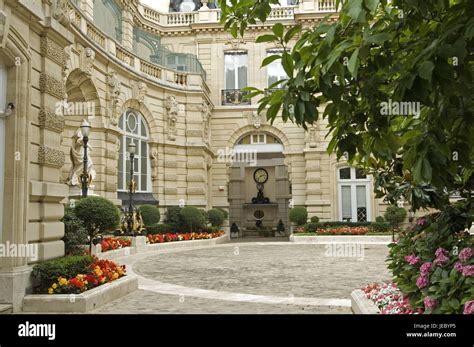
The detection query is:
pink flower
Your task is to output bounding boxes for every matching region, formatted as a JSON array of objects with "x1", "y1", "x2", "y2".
[
  {"x1": 416, "y1": 218, "x2": 426, "y2": 226},
  {"x1": 424, "y1": 296, "x2": 437, "y2": 310},
  {"x1": 454, "y1": 261, "x2": 464, "y2": 273},
  {"x1": 434, "y1": 248, "x2": 449, "y2": 266},
  {"x1": 420, "y1": 262, "x2": 432, "y2": 274},
  {"x1": 459, "y1": 248, "x2": 473, "y2": 263},
  {"x1": 435, "y1": 247, "x2": 448, "y2": 257},
  {"x1": 404, "y1": 254, "x2": 420, "y2": 265},
  {"x1": 462, "y1": 265, "x2": 474, "y2": 277},
  {"x1": 416, "y1": 275, "x2": 429, "y2": 289},
  {"x1": 463, "y1": 300, "x2": 474, "y2": 315}
]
